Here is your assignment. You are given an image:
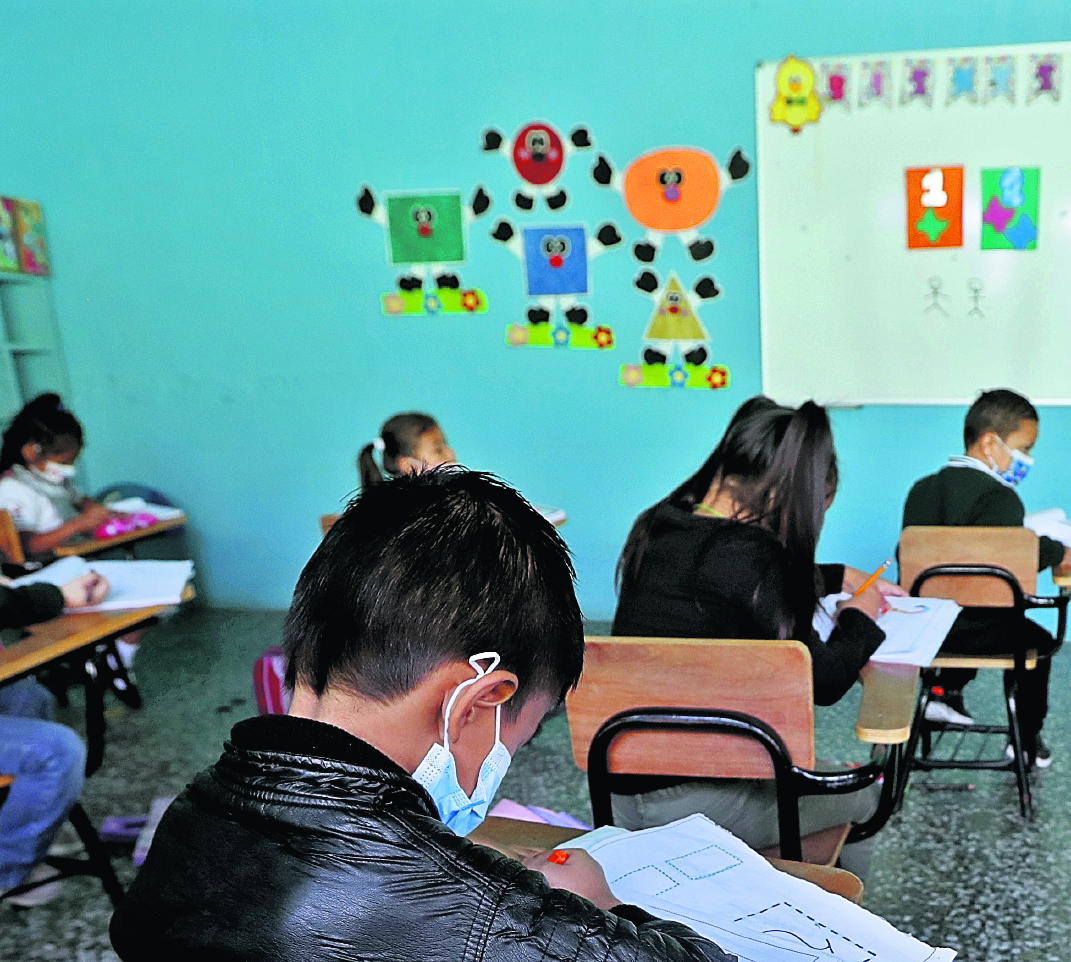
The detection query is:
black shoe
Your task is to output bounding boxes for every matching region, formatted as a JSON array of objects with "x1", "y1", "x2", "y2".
[{"x1": 90, "y1": 646, "x2": 143, "y2": 710}]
